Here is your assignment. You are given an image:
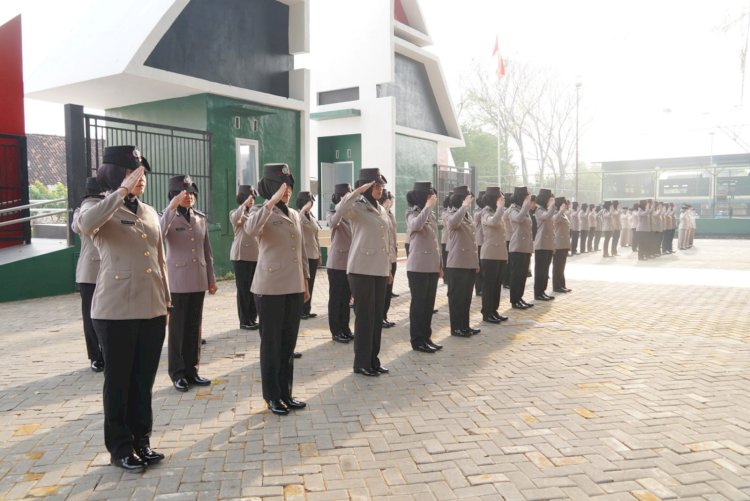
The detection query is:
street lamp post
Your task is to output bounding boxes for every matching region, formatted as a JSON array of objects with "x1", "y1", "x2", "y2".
[{"x1": 575, "y1": 81, "x2": 582, "y2": 202}]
